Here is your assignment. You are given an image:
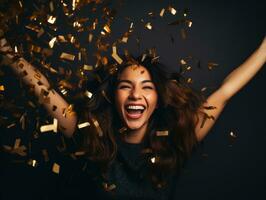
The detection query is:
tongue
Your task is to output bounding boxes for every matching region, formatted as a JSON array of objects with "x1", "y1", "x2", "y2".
[{"x1": 127, "y1": 109, "x2": 142, "y2": 114}]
